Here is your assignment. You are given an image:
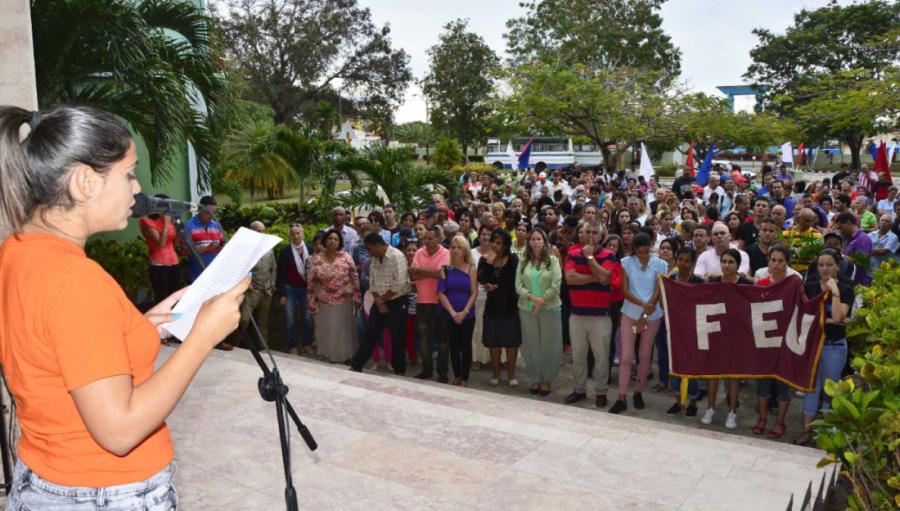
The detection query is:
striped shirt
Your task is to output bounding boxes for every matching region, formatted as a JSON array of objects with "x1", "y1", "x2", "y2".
[{"x1": 564, "y1": 244, "x2": 619, "y2": 316}]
